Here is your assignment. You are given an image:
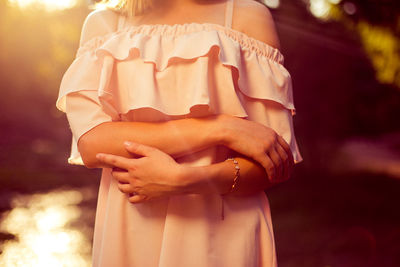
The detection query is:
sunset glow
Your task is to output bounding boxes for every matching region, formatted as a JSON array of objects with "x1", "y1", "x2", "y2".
[{"x1": 8, "y1": 0, "x2": 78, "y2": 11}]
